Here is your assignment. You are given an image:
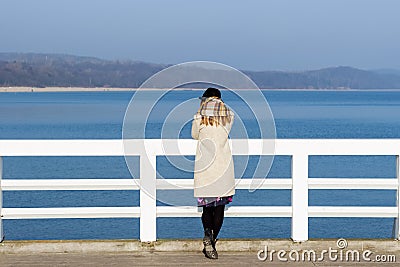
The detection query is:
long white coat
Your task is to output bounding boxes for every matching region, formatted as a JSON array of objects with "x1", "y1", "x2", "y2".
[{"x1": 191, "y1": 114, "x2": 235, "y2": 197}]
